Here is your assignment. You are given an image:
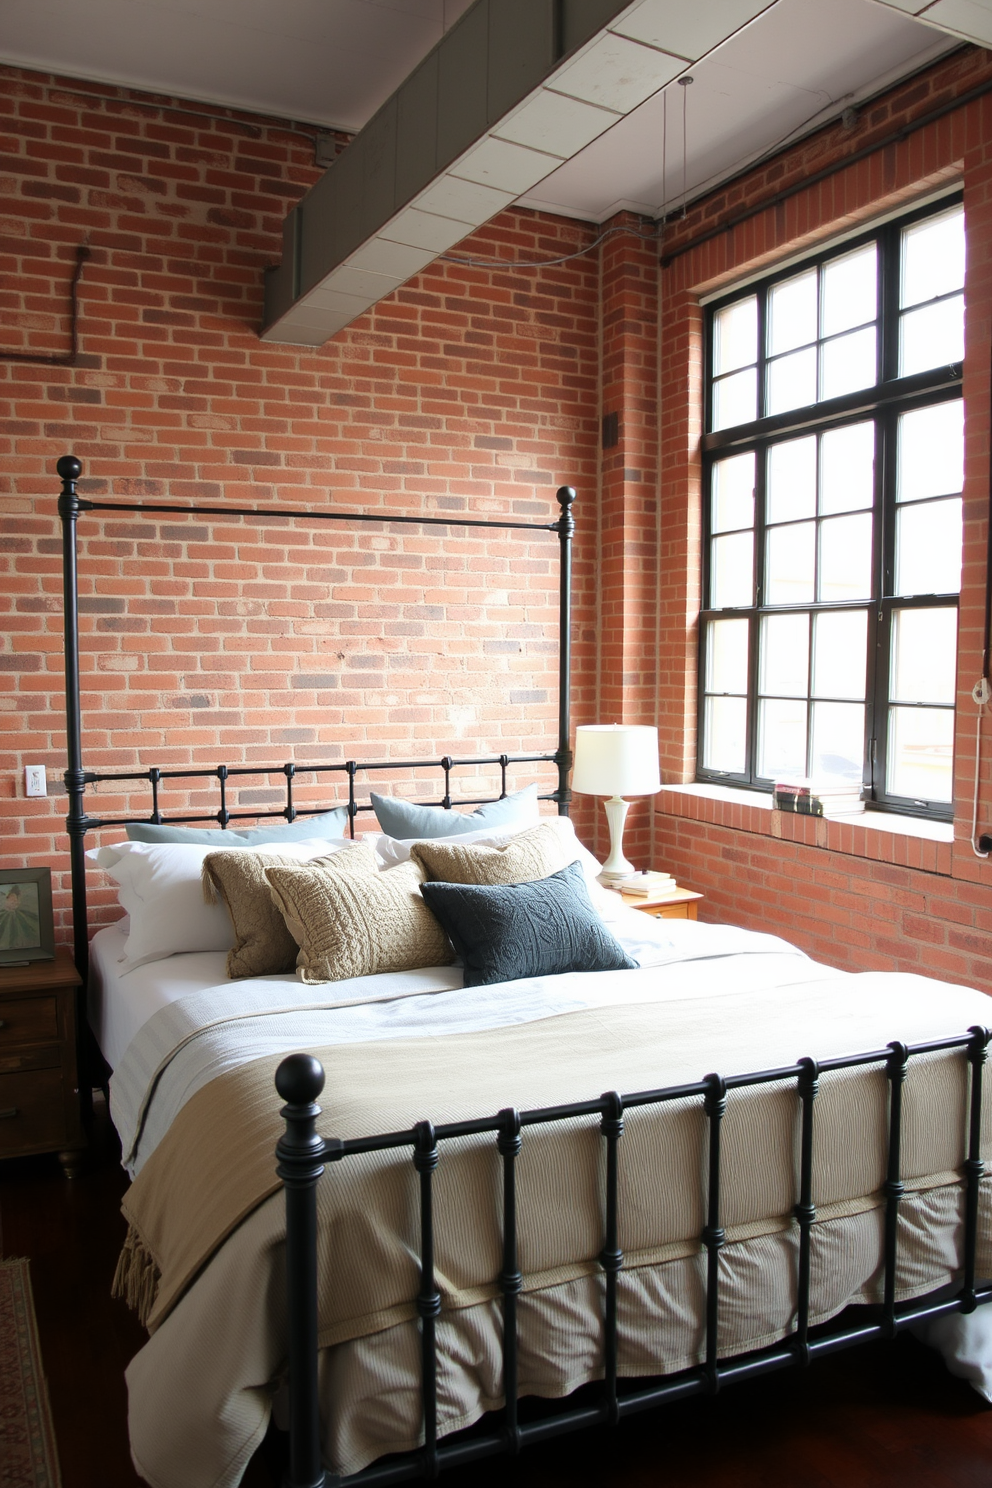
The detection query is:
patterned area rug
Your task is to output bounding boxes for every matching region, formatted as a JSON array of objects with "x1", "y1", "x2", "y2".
[{"x1": 0, "y1": 1258, "x2": 62, "y2": 1488}]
